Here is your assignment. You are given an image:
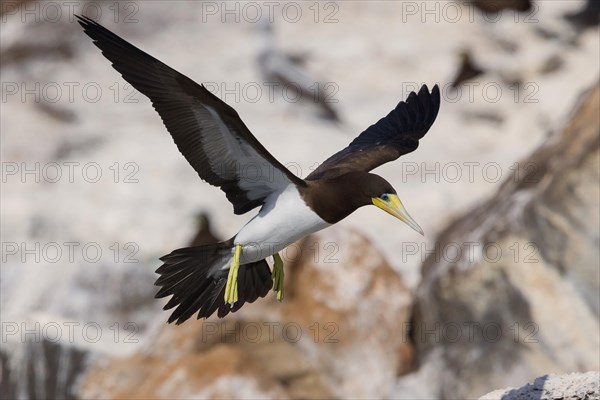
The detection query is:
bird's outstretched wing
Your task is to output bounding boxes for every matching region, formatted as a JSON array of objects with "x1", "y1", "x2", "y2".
[
  {"x1": 77, "y1": 15, "x2": 305, "y2": 214},
  {"x1": 305, "y1": 84, "x2": 440, "y2": 180}
]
